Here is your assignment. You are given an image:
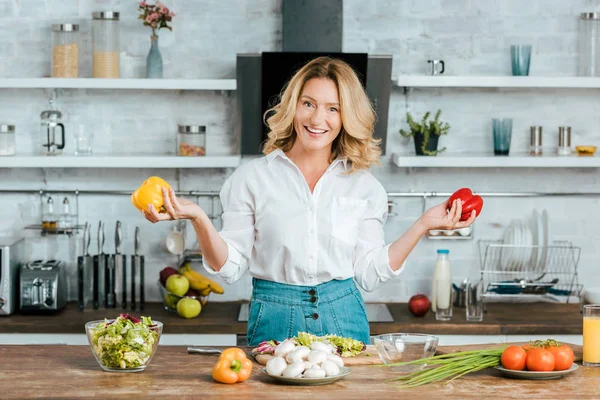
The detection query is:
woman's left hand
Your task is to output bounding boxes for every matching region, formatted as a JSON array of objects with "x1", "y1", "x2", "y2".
[{"x1": 418, "y1": 199, "x2": 477, "y2": 232}]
